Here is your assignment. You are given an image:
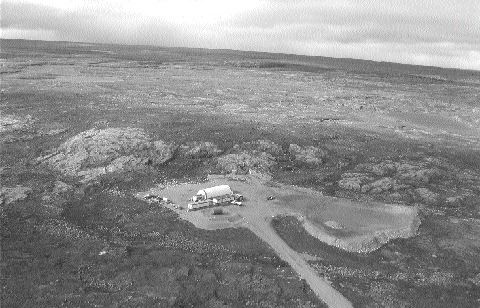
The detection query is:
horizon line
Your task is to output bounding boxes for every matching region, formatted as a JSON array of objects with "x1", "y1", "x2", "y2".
[{"x1": 2, "y1": 37, "x2": 480, "y2": 73}]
